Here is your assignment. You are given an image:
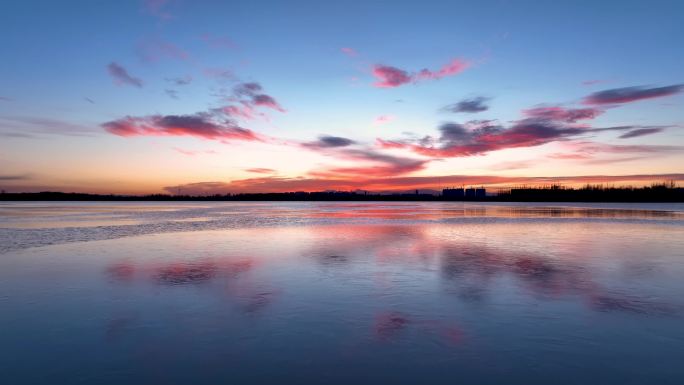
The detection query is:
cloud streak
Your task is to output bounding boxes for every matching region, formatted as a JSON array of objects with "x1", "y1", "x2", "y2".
[
  {"x1": 584, "y1": 85, "x2": 683, "y2": 105},
  {"x1": 522, "y1": 106, "x2": 603, "y2": 123},
  {"x1": 618, "y1": 127, "x2": 666, "y2": 139},
  {"x1": 107, "y1": 62, "x2": 143, "y2": 88}
]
